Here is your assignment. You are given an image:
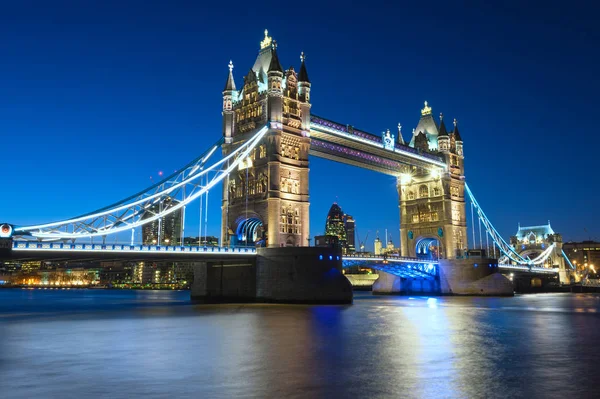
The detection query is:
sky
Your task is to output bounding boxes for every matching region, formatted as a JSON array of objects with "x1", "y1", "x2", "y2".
[{"x1": 2, "y1": 0, "x2": 598, "y2": 249}]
